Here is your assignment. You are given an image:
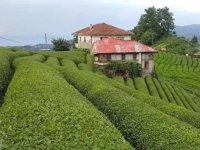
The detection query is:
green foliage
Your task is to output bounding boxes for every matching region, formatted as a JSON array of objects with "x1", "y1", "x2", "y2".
[
  {"x1": 154, "y1": 35, "x2": 199, "y2": 54},
  {"x1": 78, "y1": 63, "x2": 93, "y2": 72},
  {"x1": 134, "y1": 77, "x2": 149, "y2": 93},
  {"x1": 133, "y1": 6, "x2": 174, "y2": 45},
  {"x1": 60, "y1": 64, "x2": 200, "y2": 150},
  {"x1": 191, "y1": 35, "x2": 198, "y2": 44},
  {"x1": 86, "y1": 54, "x2": 94, "y2": 71},
  {"x1": 51, "y1": 38, "x2": 71, "y2": 51},
  {"x1": 145, "y1": 76, "x2": 160, "y2": 97},
  {"x1": 0, "y1": 58, "x2": 132, "y2": 149},
  {"x1": 87, "y1": 70, "x2": 200, "y2": 129},
  {"x1": 104, "y1": 61, "x2": 142, "y2": 78},
  {"x1": 44, "y1": 57, "x2": 60, "y2": 67},
  {"x1": 38, "y1": 50, "x2": 85, "y2": 64}
]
